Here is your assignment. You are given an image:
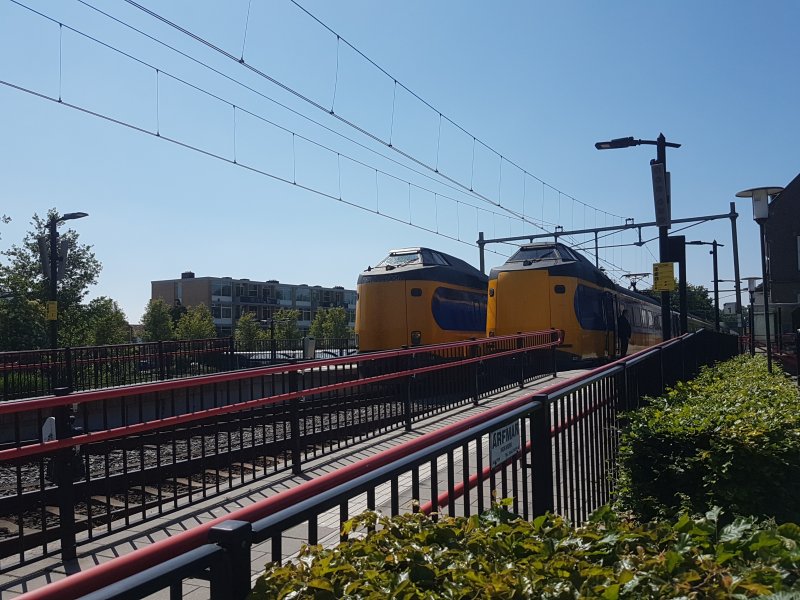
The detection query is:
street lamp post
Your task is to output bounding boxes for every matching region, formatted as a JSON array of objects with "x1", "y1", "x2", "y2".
[
  {"x1": 743, "y1": 277, "x2": 760, "y2": 357},
  {"x1": 47, "y1": 212, "x2": 89, "y2": 352},
  {"x1": 595, "y1": 133, "x2": 681, "y2": 341},
  {"x1": 44, "y1": 211, "x2": 87, "y2": 564},
  {"x1": 736, "y1": 187, "x2": 783, "y2": 372},
  {"x1": 686, "y1": 240, "x2": 724, "y2": 331}
]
